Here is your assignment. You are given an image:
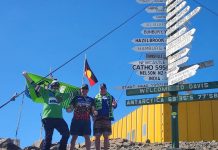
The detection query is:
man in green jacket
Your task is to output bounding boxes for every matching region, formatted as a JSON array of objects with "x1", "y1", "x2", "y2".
[
  {"x1": 93, "y1": 83, "x2": 117, "y2": 150},
  {"x1": 23, "y1": 72, "x2": 70, "y2": 150}
]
